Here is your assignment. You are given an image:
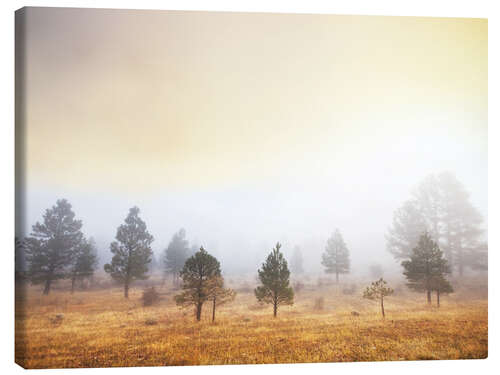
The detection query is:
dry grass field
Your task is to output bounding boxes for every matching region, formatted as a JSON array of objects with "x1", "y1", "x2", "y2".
[{"x1": 15, "y1": 276, "x2": 487, "y2": 369}]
